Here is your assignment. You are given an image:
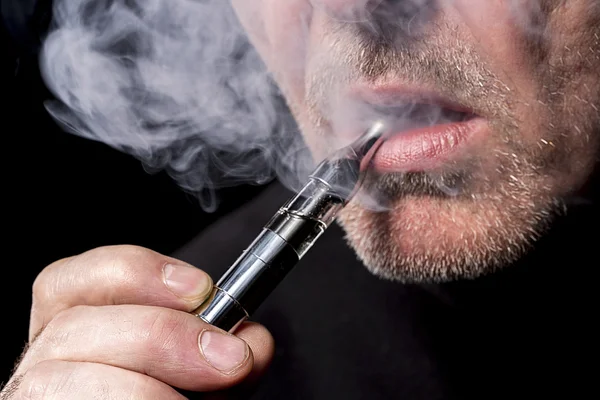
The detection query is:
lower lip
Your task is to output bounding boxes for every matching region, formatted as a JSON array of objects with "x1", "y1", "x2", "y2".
[{"x1": 372, "y1": 117, "x2": 488, "y2": 173}]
